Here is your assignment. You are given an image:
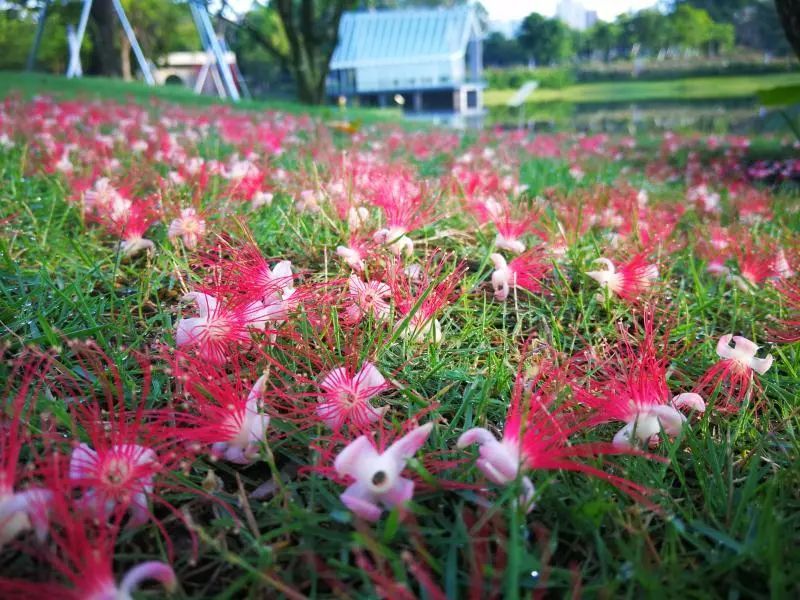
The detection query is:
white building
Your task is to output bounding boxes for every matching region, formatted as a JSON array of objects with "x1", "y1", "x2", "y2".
[
  {"x1": 556, "y1": 0, "x2": 595, "y2": 31},
  {"x1": 327, "y1": 6, "x2": 485, "y2": 119},
  {"x1": 154, "y1": 51, "x2": 241, "y2": 96}
]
